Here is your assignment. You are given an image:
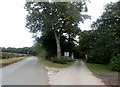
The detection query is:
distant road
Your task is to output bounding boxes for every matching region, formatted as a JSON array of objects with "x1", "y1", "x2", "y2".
[{"x1": 1, "y1": 56, "x2": 48, "y2": 85}]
